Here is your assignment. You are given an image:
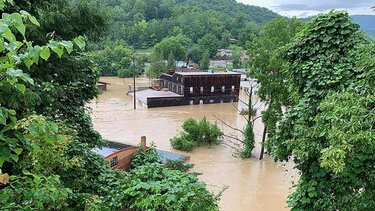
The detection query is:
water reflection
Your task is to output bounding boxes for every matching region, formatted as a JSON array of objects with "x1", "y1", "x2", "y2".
[{"x1": 89, "y1": 77, "x2": 297, "y2": 211}]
